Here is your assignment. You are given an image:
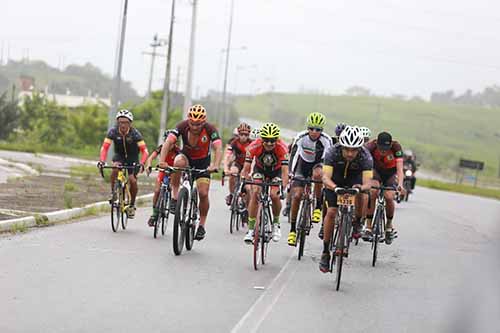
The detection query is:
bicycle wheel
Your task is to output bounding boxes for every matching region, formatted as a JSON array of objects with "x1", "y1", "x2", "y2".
[
  {"x1": 185, "y1": 187, "x2": 198, "y2": 251},
  {"x1": 253, "y1": 207, "x2": 261, "y2": 270},
  {"x1": 153, "y1": 188, "x2": 163, "y2": 239},
  {"x1": 335, "y1": 214, "x2": 346, "y2": 291},
  {"x1": 161, "y1": 189, "x2": 170, "y2": 236},
  {"x1": 173, "y1": 187, "x2": 188, "y2": 255},
  {"x1": 110, "y1": 185, "x2": 120, "y2": 232},
  {"x1": 121, "y1": 186, "x2": 129, "y2": 230},
  {"x1": 261, "y1": 207, "x2": 270, "y2": 265},
  {"x1": 230, "y1": 203, "x2": 237, "y2": 234},
  {"x1": 297, "y1": 200, "x2": 309, "y2": 260},
  {"x1": 372, "y1": 207, "x2": 384, "y2": 267}
]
